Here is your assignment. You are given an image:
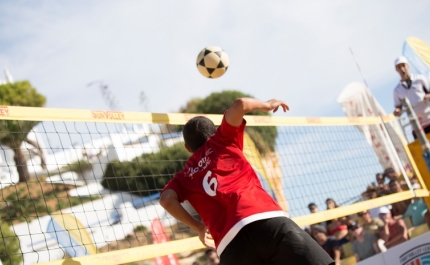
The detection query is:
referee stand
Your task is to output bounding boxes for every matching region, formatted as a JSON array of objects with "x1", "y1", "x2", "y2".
[{"x1": 400, "y1": 97, "x2": 430, "y2": 208}]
